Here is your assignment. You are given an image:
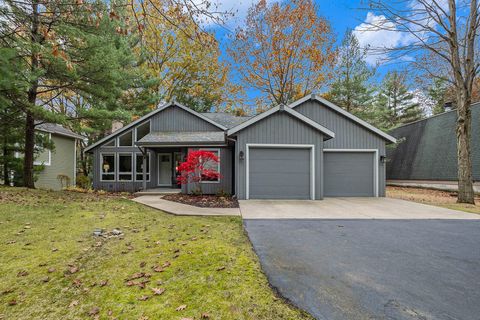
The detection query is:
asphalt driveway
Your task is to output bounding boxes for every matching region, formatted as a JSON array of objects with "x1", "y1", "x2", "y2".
[{"x1": 244, "y1": 218, "x2": 480, "y2": 320}]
